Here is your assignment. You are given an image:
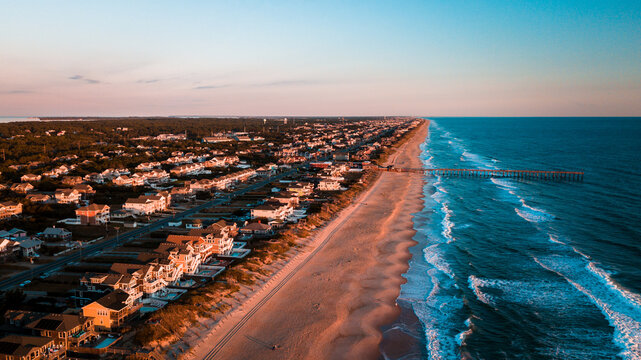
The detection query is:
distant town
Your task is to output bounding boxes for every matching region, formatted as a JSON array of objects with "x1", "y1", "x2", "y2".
[{"x1": 0, "y1": 116, "x2": 421, "y2": 359}]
